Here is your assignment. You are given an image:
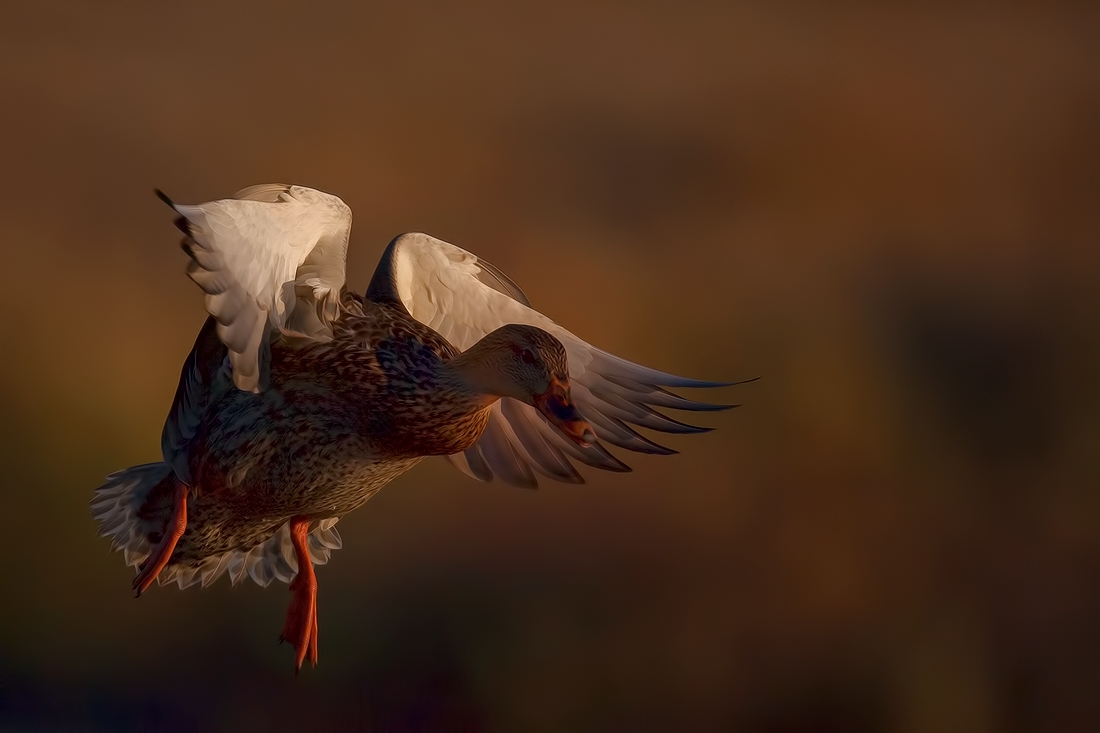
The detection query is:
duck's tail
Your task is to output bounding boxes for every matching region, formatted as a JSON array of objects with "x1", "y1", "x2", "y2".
[
  {"x1": 91, "y1": 463, "x2": 344, "y2": 590},
  {"x1": 90, "y1": 462, "x2": 171, "y2": 571}
]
